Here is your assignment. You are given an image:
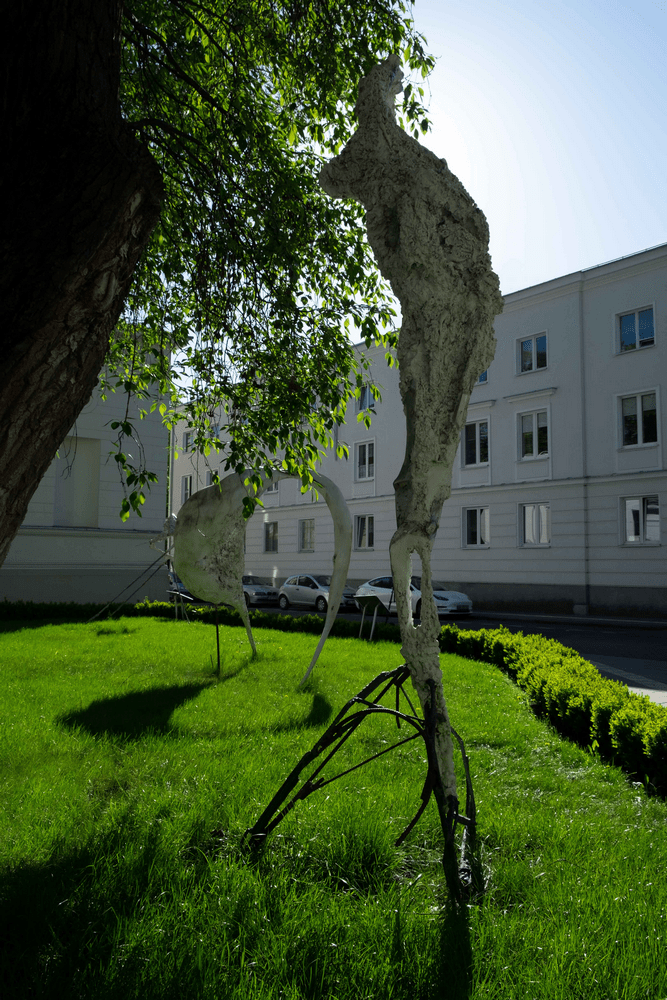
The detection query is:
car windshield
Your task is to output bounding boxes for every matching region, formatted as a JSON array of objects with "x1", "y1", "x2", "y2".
[
  {"x1": 243, "y1": 576, "x2": 271, "y2": 586},
  {"x1": 313, "y1": 575, "x2": 331, "y2": 586}
]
